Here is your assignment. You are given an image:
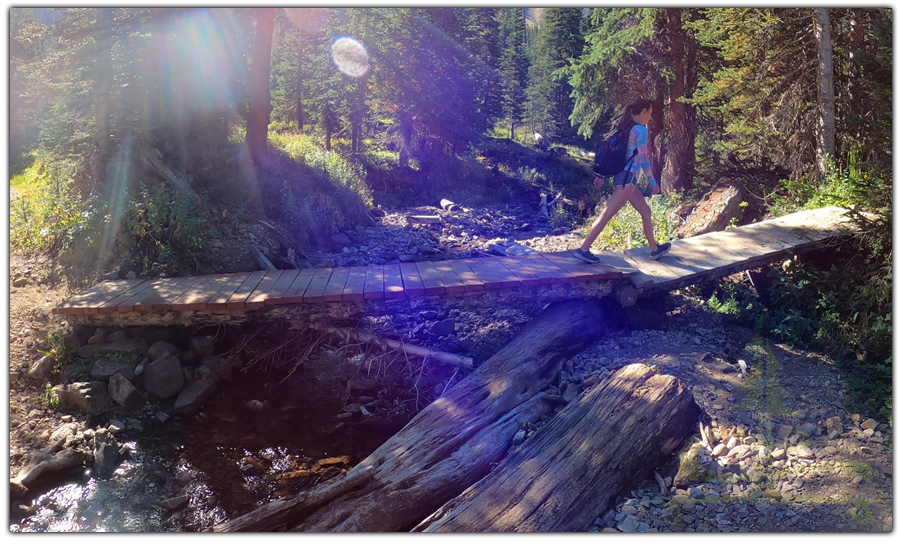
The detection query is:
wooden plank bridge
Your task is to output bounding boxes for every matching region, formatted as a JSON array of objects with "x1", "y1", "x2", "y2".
[{"x1": 52, "y1": 206, "x2": 852, "y2": 327}]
